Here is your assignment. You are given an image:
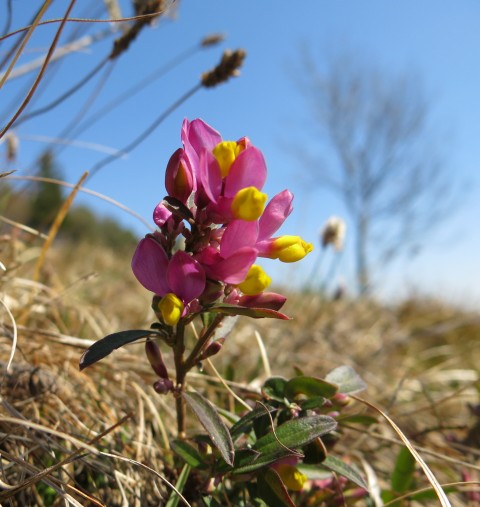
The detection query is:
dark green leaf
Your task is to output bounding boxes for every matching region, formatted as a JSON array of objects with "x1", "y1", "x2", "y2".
[
  {"x1": 263, "y1": 377, "x2": 288, "y2": 401},
  {"x1": 285, "y1": 376, "x2": 338, "y2": 400},
  {"x1": 183, "y1": 392, "x2": 235, "y2": 467},
  {"x1": 319, "y1": 455, "x2": 367, "y2": 490},
  {"x1": 230, "y1": 405, "x2": 277, "y2": 442},
  {"x1": 79, "y1": 330, "x2": 158, "y2": 370},
  {"x1": 325, "y1": 365, "x2": 366, "y2": 394},
  {"x1": 209, "y1": 303, "x2": 290, "y2": 320},
  {"x1": 257, "y1": 468, "x2": 296, "y2": 507},
  {"x1": 298, "y1": 397, "x2": 327, "y2": 411},
  {"x1": 233, "y1": 415, "x2": 337, "y2": 474},
  {"x1": 391, "y1": 446, "x2": 416, "y2": 493},
  {"x1": 170, "y1": 439, "x2": 207, "y2": 469}
]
